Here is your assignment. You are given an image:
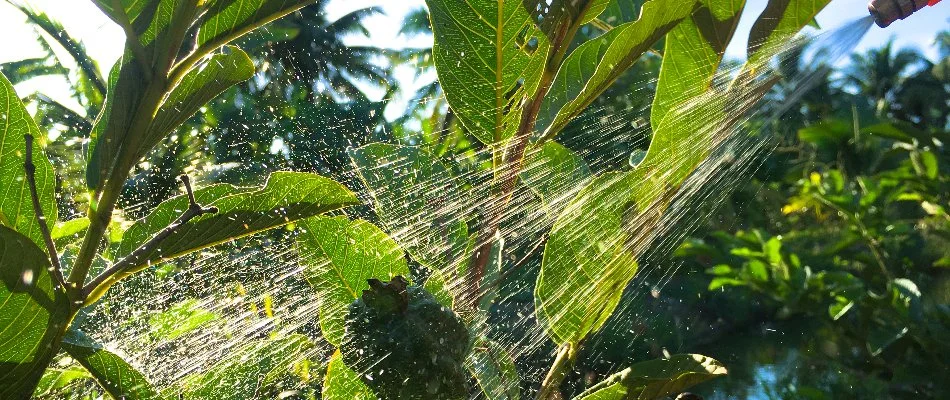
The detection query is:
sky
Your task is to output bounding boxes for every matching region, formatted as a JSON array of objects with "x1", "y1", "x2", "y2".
[{"x1": 0, "y1": 0, "x2": 947, "y2": 115}]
